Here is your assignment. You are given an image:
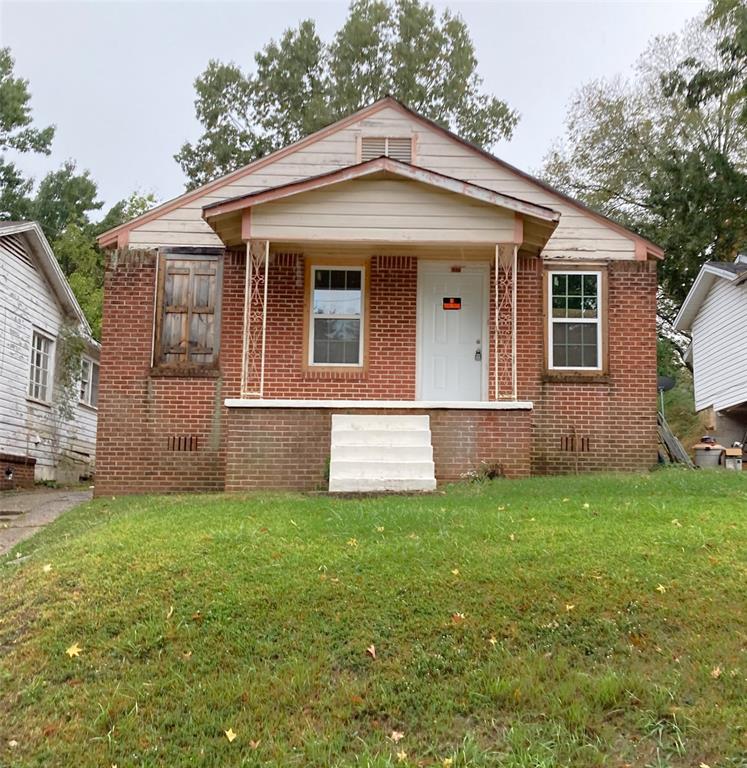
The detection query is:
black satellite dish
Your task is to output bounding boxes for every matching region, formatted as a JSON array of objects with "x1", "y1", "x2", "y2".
[{"x1": 657, "y1": 375, "x2": 675, "y2": 392}]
